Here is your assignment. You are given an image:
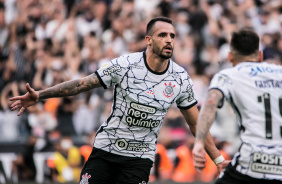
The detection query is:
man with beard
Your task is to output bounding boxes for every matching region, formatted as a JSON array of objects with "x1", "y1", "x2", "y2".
[{"x1": 10, "y1": 17, "x2": 228, "y2": 184}]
